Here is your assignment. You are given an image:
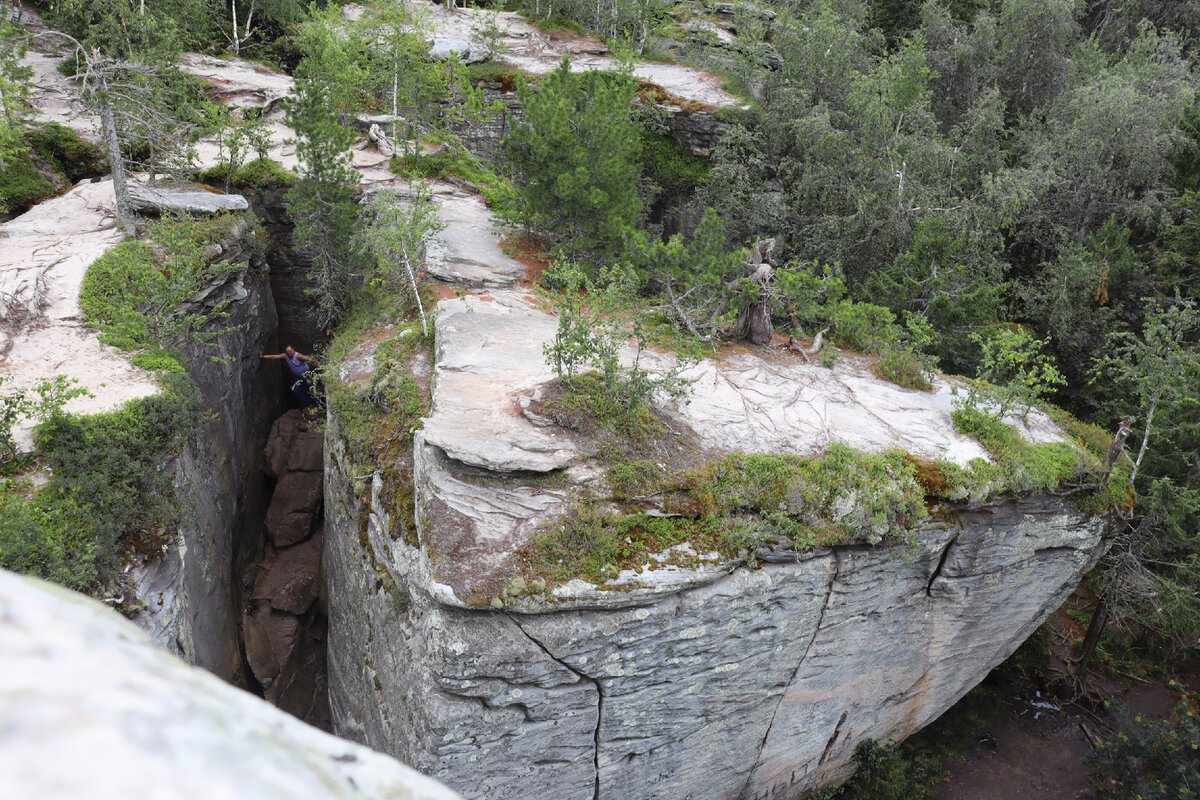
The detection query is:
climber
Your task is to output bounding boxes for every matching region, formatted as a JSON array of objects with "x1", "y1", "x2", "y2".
[{"x1": 260, "y1": 346, "x2": 319, "y2": 409}]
